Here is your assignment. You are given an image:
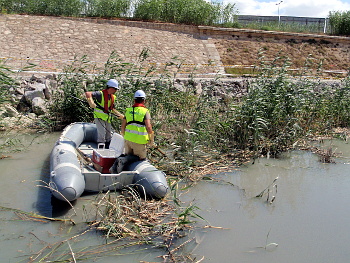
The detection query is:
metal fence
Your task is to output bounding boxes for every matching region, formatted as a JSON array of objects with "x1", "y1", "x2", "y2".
[{"x1": 237, "y1": 15, "x2": 329, "y2": 34}]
